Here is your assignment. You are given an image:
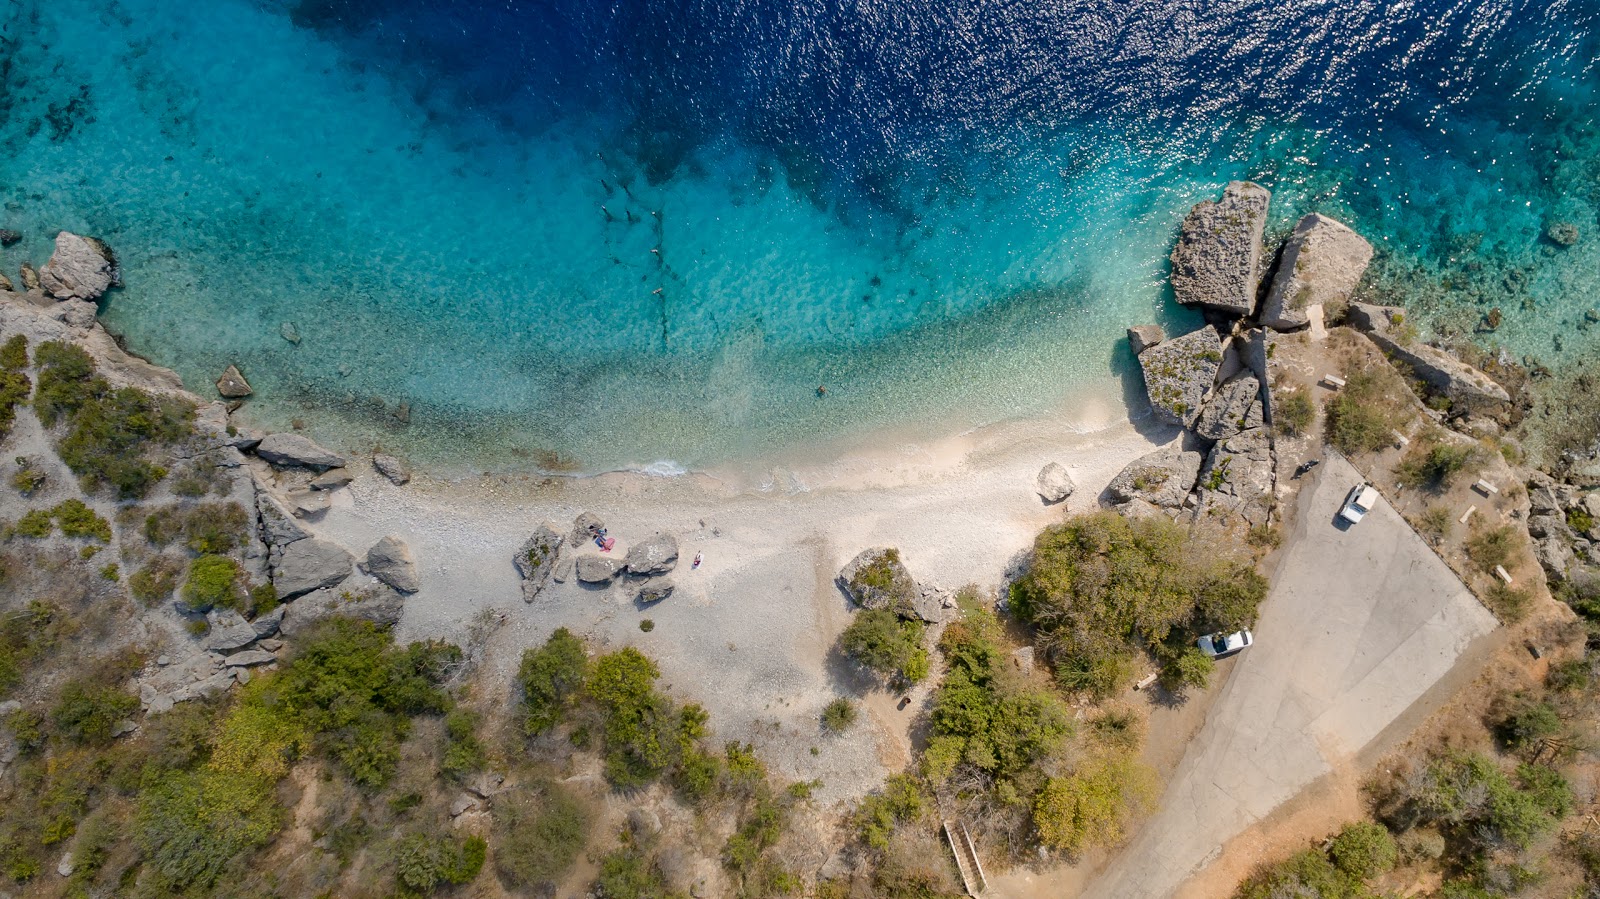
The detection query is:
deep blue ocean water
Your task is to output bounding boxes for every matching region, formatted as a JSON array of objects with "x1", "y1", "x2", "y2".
[{"x1": 0, "y1": 0, "x2": 1596, "y2": 472}]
